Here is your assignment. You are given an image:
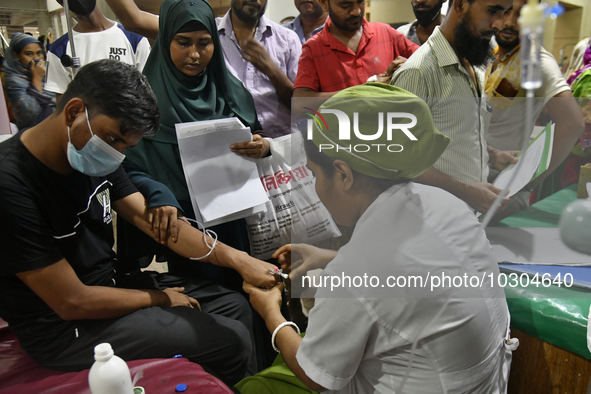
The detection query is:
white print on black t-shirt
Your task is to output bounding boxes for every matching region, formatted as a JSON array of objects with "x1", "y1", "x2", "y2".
[
  {"x1": 109, "y1": 47, "x2": 127, "y2": 60},
  {"x1": 96, "y1": 189, "x2": 112, "y2": 224}
]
